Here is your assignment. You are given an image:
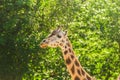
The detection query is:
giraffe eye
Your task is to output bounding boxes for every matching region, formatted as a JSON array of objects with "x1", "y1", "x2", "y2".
[
  {"x1": 57, "y1": 35, "x2": 61, "y2": 38},
  {"x1": 43, "y1": 39, "x2": 46, "y2": 42}
]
